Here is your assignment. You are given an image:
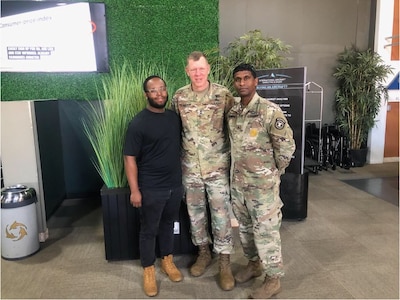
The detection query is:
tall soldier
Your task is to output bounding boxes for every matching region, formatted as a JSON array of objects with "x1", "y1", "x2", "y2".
[
  {"x1": 227, "y1": 63, "x2": 296, "y2": 299},
  {"x1": 171, "y1": 51, "x2": 235, "y2": 291}
]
